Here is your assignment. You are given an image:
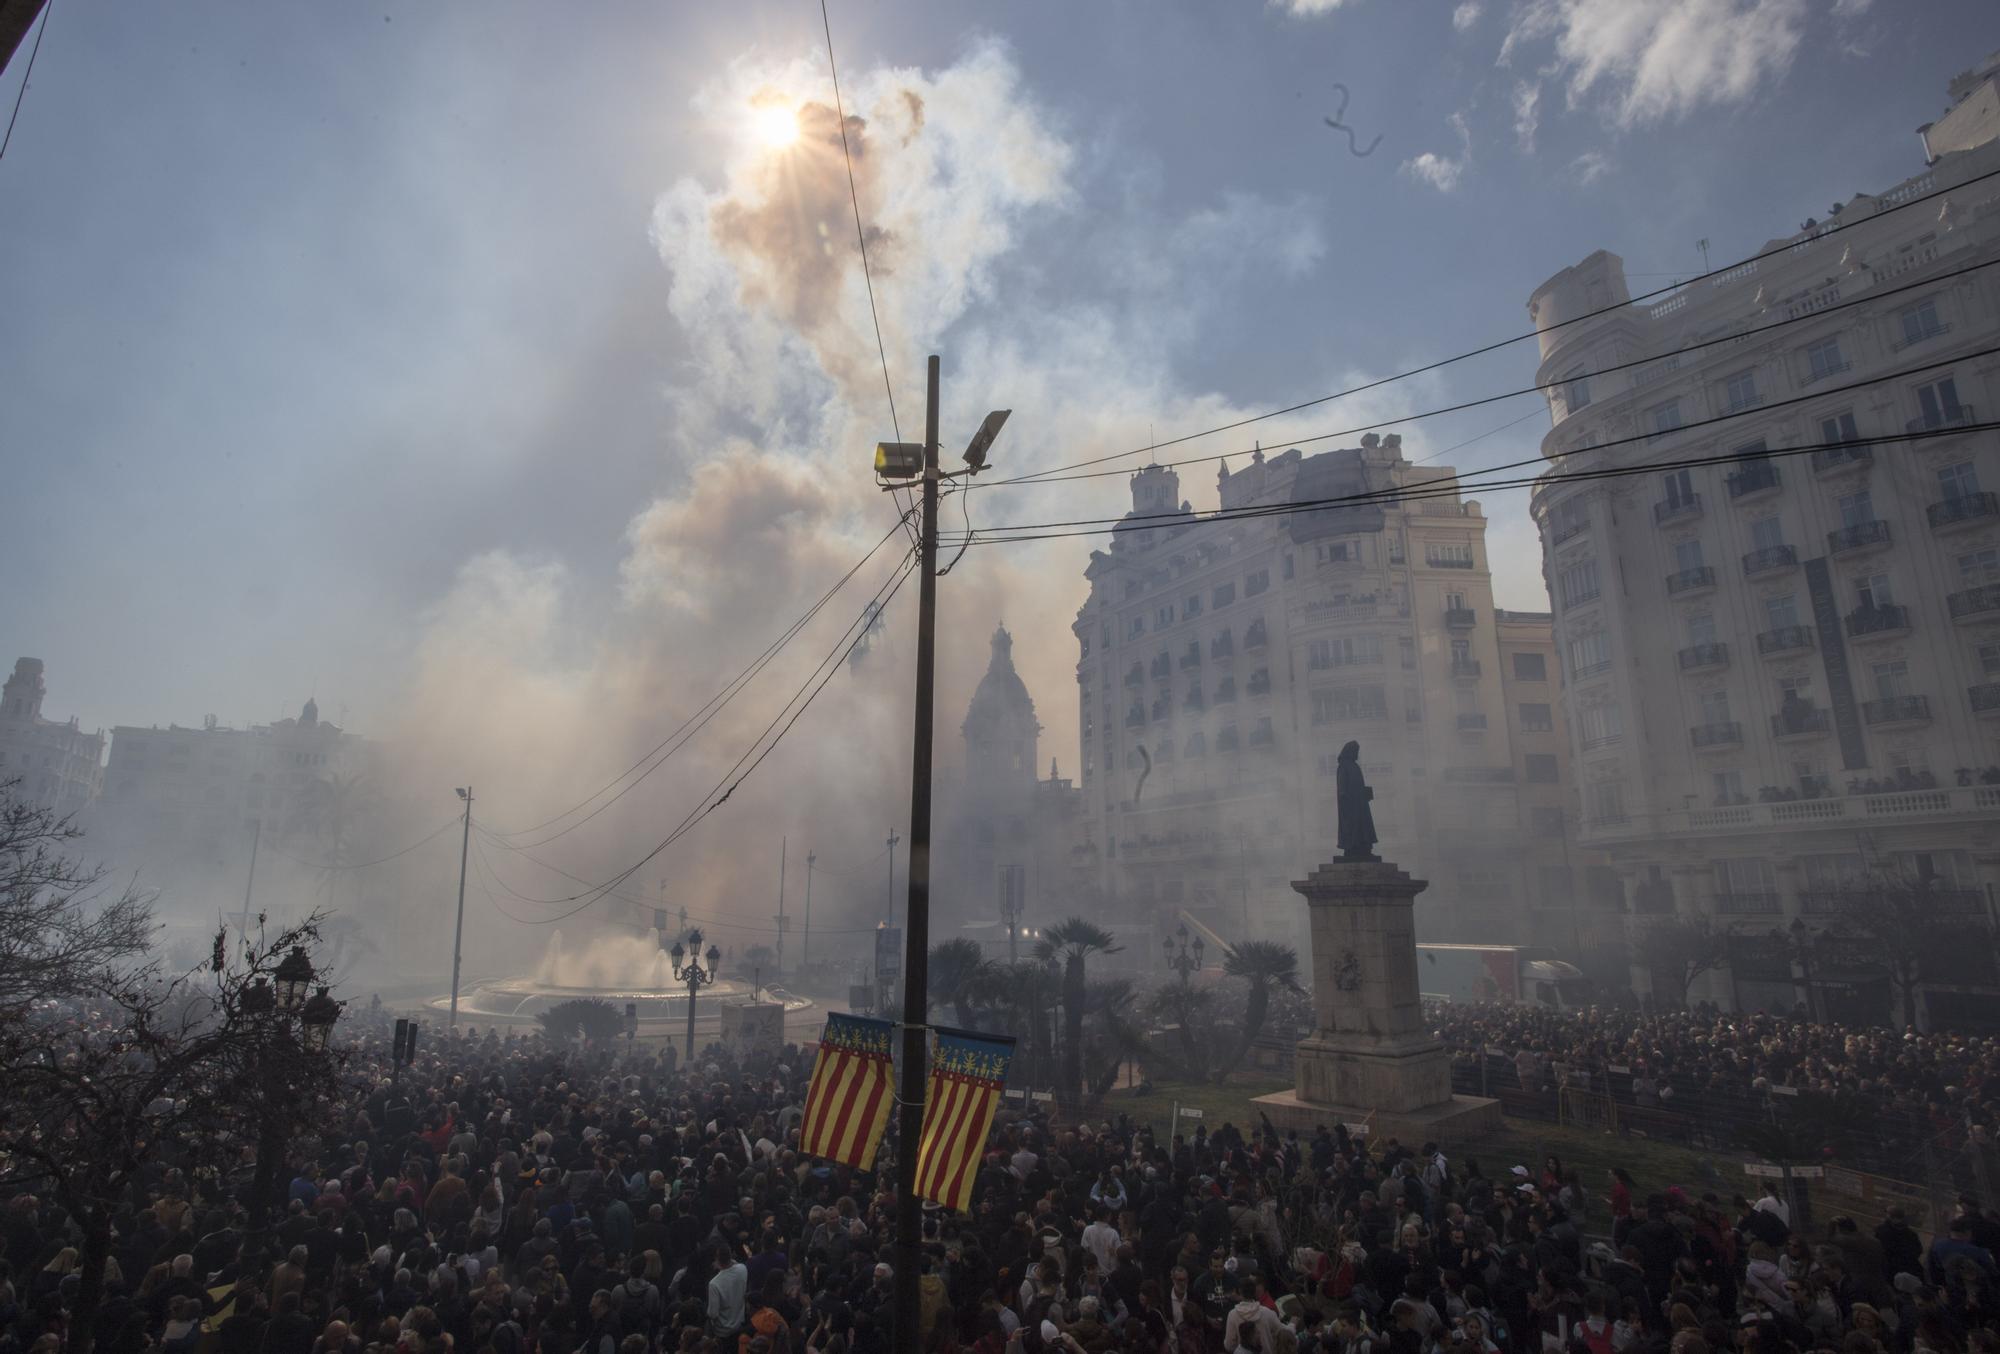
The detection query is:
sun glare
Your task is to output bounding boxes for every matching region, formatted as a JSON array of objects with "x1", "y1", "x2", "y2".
[{"x1": 752, "y1": 104, "x2": 800, "y2": 150}]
